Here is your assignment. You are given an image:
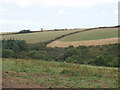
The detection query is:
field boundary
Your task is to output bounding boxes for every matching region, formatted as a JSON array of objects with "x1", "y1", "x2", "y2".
[
  {"x1": 45, "y1": 26, "x2": 119, "y2": 45},
  {"x1": 47, "y1": 37, "x2": 120, "y2": 47}
]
